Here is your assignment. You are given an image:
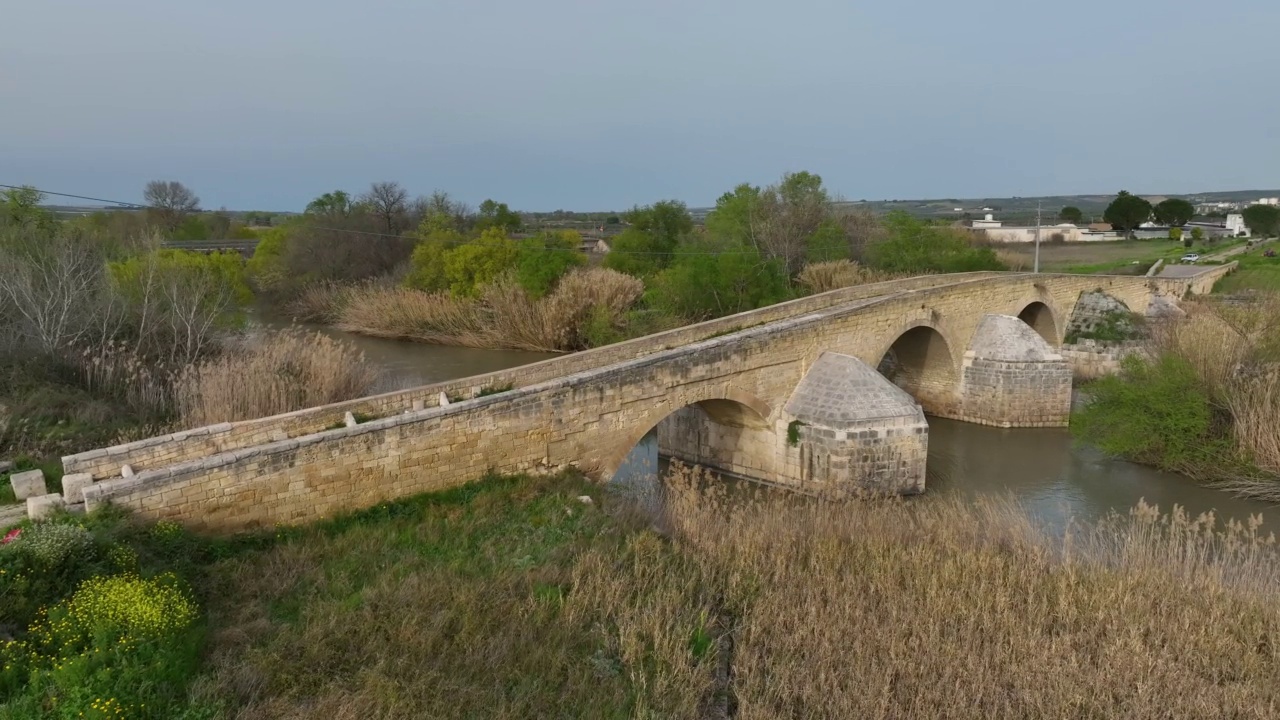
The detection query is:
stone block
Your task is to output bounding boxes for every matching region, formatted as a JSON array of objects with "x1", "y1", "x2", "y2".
[
  {"x1": 0, "y1": 460, "x2": 12, "y2": 474},
  {"x1": 10, "y1": 469, "x2": 46, "y2": 500},
  {"x1": 61, "y1": 472, "x2": 94, "y2": 503},
  {"x1": 121, "y1": 464, "x2": 135, "y2": 477},
  {"x1": 27, "y1": 493, "x2": 66, "y2": 520},
  {"x1": 344, "y1": 411, "x2": 358, "y2": 428}
]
